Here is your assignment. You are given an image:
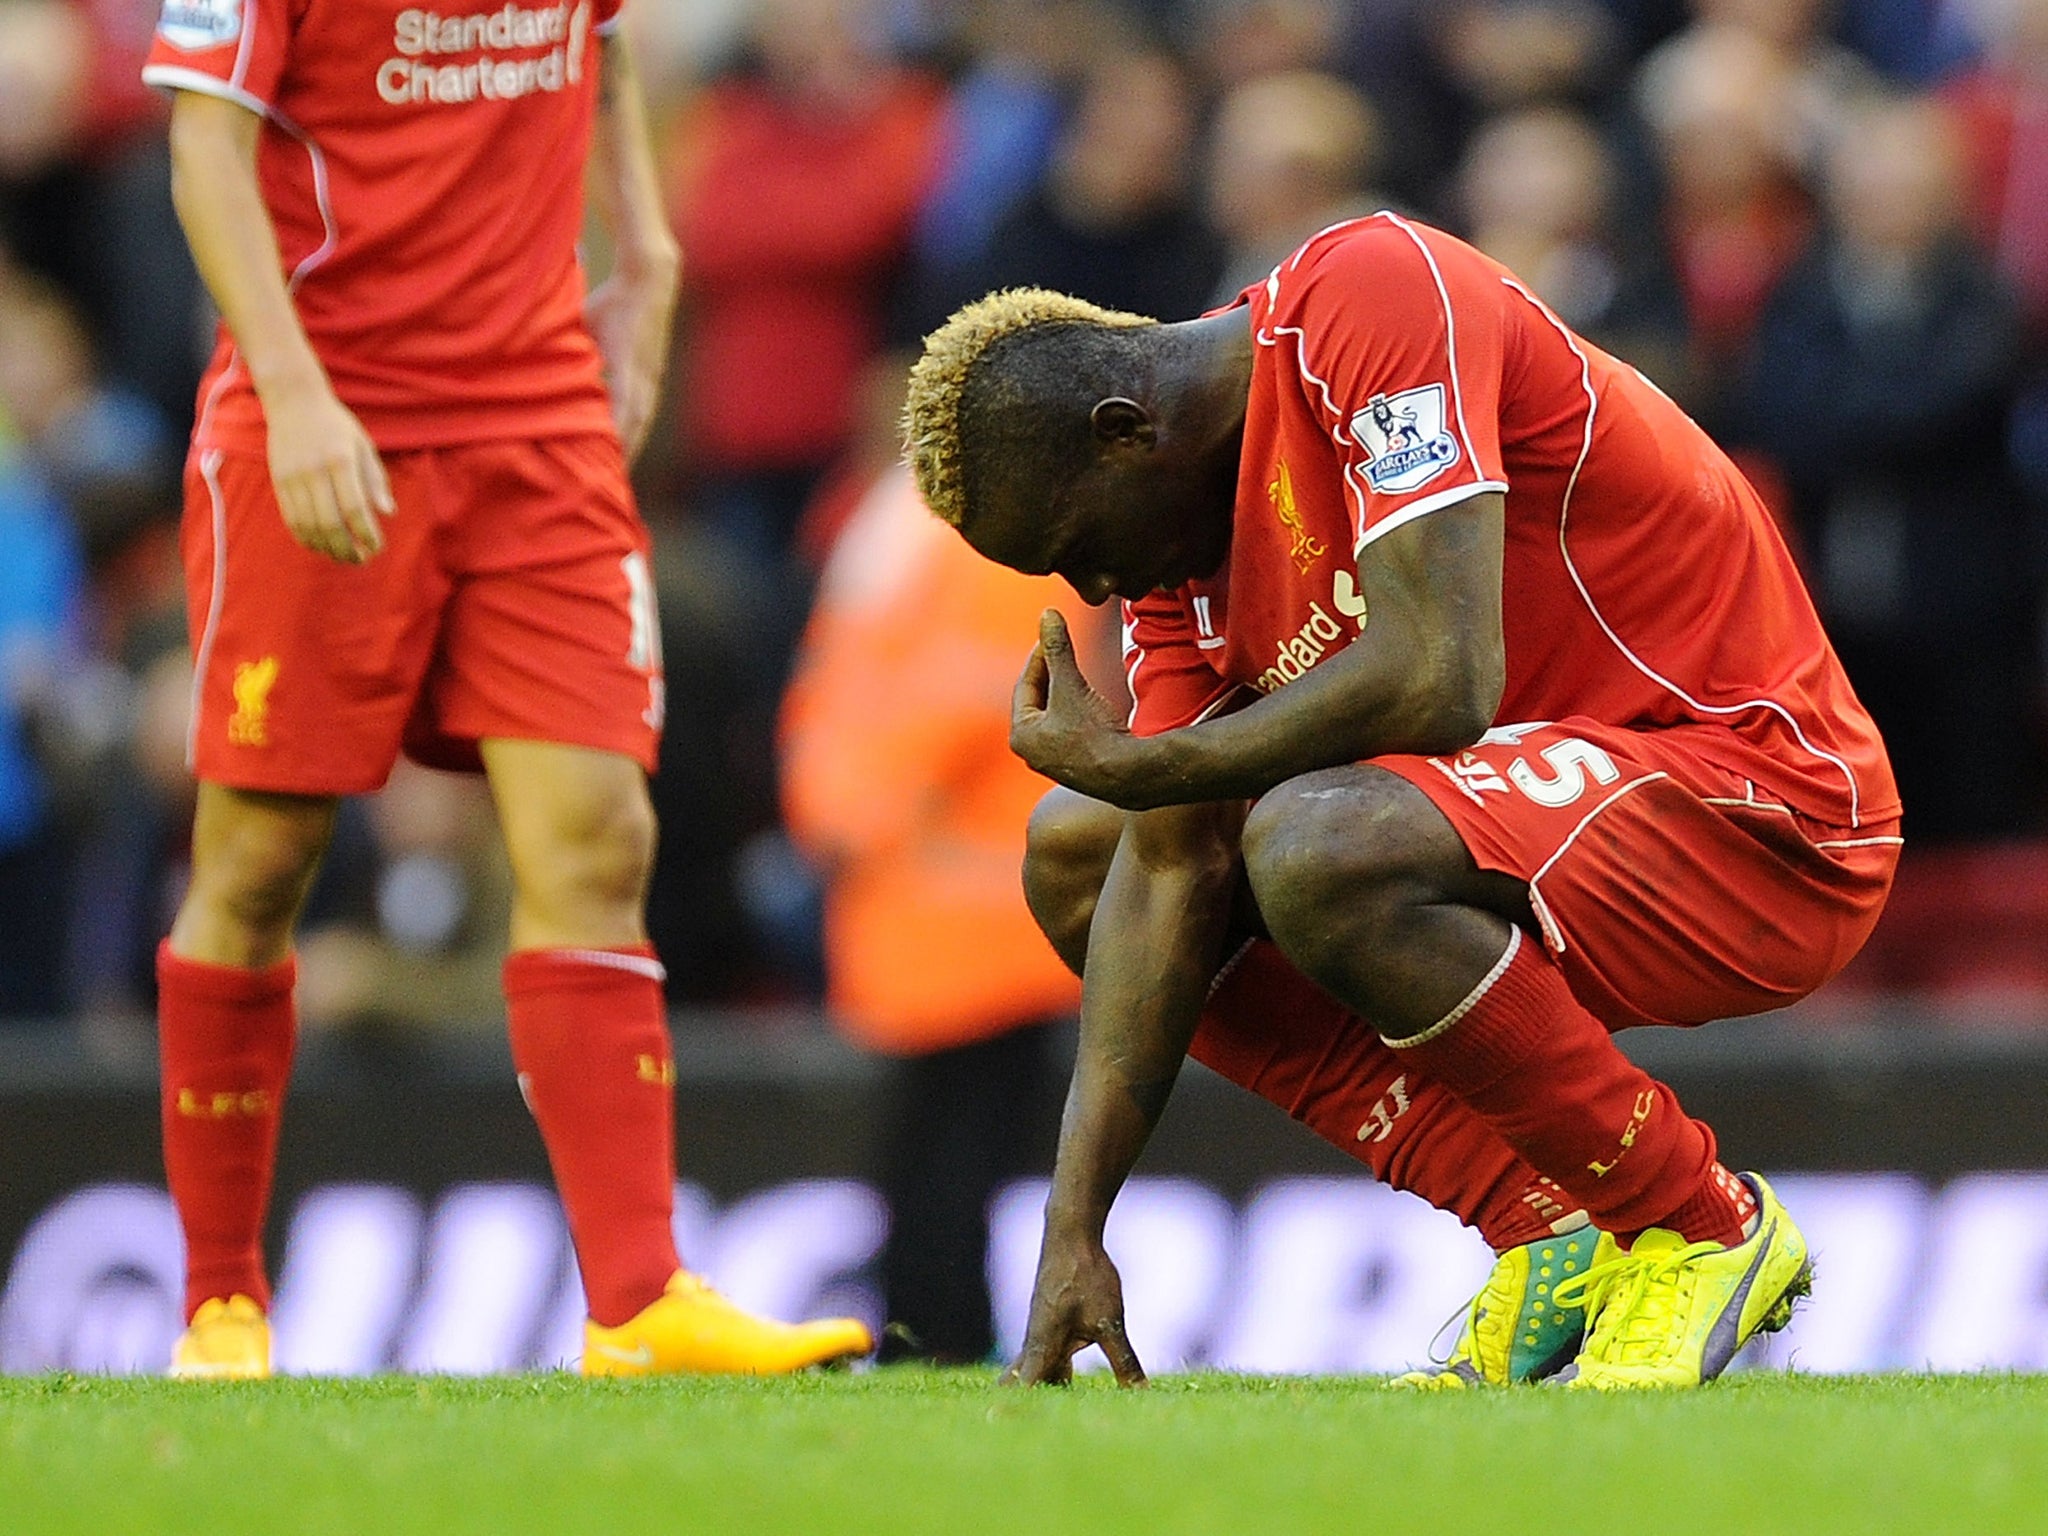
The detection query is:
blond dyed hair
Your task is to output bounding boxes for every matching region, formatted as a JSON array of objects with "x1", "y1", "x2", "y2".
[{"x1": 904, "y1": 288, "x2": 1156, "y2": 528}]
